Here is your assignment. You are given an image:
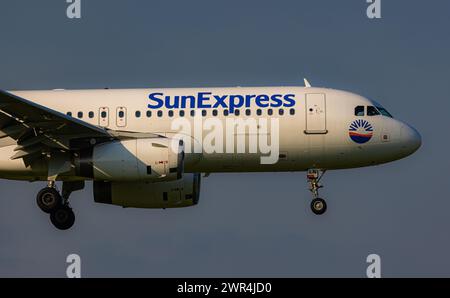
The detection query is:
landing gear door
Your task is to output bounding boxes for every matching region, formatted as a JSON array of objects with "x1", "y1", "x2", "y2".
[
  {"x1": 305, "y1": 93, "x2": 327, "y2": 134},
  {"x1": 98, "y1": 107, "x2": 109, "y2": 127}
]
